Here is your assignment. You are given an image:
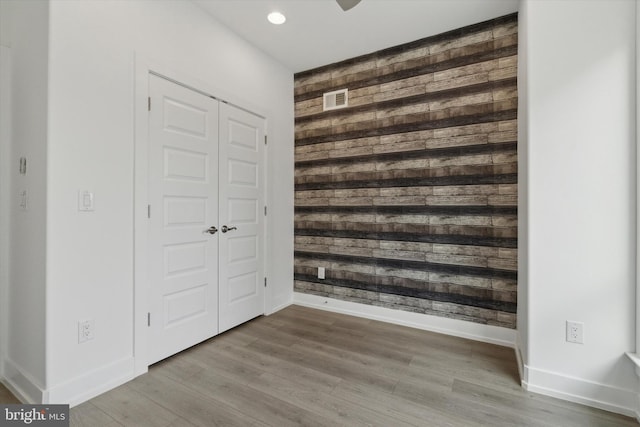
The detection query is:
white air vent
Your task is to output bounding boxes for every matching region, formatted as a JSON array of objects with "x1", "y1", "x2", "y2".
[{"x1": 323, "y1": 88, "x2": 348, "y2": 111}]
